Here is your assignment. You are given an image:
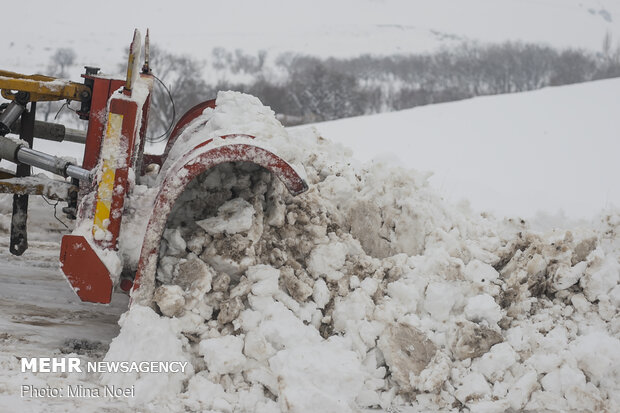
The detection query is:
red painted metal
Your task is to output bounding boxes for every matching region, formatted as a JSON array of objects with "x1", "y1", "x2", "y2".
[
  {"x1": 120, "y1": 279, "x2": 133, "y2": 292},
  {"x1": 162, "y1": 99, "x2": 216, "y2": 161},
  {"x1": 60, "y1": 75, "x2": 153, "y2": 303},
  {"x1": 142, "y1": 153, "x2": 162, "y2": 168},
  {"x1": 130, "y1": 137, "x2": 308, "y2": 302},
  {"x1": 59, "y1": 235, "x2": 113, "y2": 304},
  {"x1": 134, "y1": 86, "x2": 152, "y2": 176},
  {"x1": 93, "y1": 98, "x2": 139, "y2": 250},
  {"x1": 81, "y1": 76, "x2": 125, "y2": 171}
]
